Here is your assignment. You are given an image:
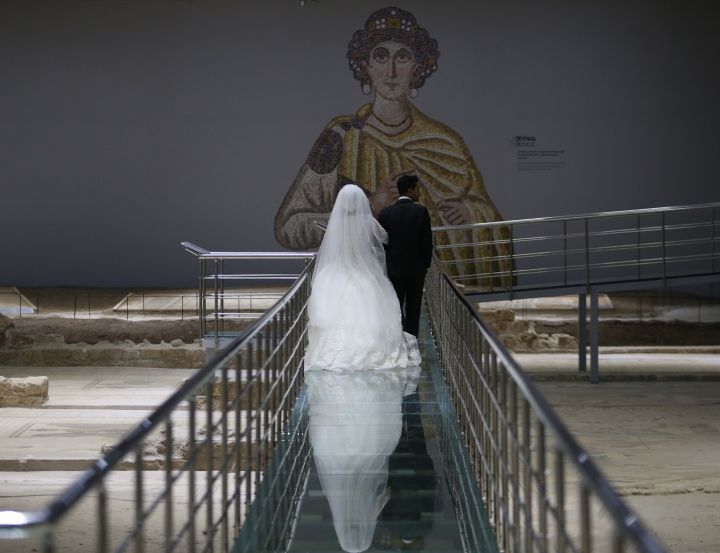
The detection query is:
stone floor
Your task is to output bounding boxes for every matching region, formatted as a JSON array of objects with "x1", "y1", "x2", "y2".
[
  {"x1": 0, "y1": 366, "x2": 196, "y2": 471},
  {"x1": 536, "y1": 380, "x2": 720, "y2": 553},
  {"x1": 517, "y1": 350, "x2": 720, "y2": 380}
]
